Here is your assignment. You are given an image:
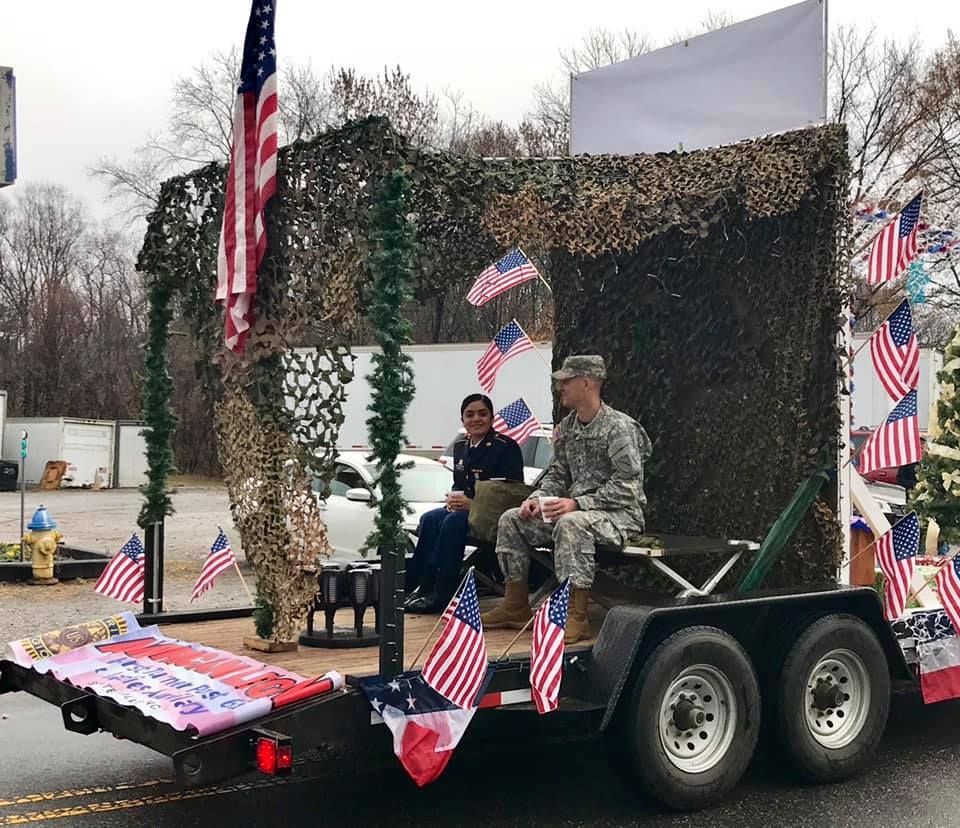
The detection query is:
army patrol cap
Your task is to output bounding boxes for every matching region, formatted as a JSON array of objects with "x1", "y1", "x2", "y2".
[{"x1": 552, "y1": 354, "x2": 607, "y2": 381}]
